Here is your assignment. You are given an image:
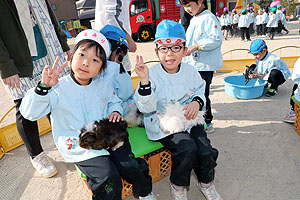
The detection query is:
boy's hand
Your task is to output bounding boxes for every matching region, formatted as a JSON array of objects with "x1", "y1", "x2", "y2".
[
  {"x1": 135, "y1": 55, "x2": 149, "y2": 85},
  {"x1": 2, "y1": 74, "x2": 20, "y2": 88},
  {"x1": 107, "y1": 112, "x2": 124, "y2": 122},
  {"x1": 41, "y1": 56, "x2": 68, "y2": 87},
  {"x1": 183, "y1": 101, "x2": 199, "y2": 120},
  {"x1": 187, "y1": 44, "x2": 199, "y2": 56},
  {"x1": 249, "y1": 72, "x2": 265, "y2": 79}
]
